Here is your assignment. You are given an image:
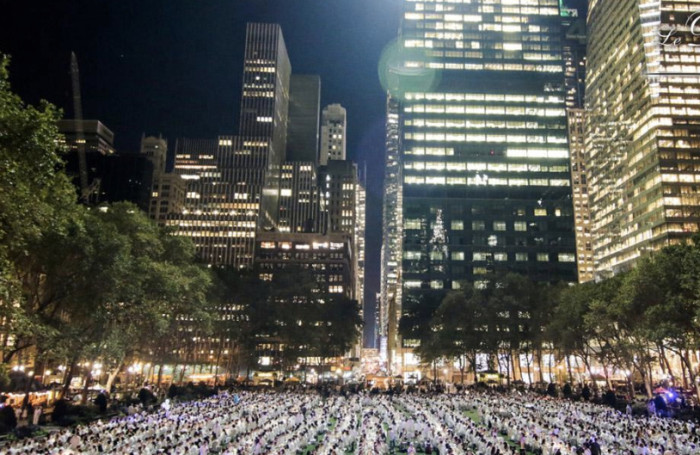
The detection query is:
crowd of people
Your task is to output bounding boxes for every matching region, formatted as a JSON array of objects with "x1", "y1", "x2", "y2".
[{"x1": 1, "y1": 388, "x2": 699, "y2": 455}]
